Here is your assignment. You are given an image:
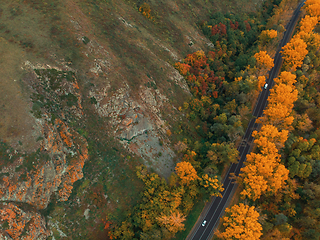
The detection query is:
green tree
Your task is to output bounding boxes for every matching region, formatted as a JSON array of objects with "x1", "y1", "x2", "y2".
[{"x1": 207, "y1": 142, "x2": 239, "y2": 165}]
